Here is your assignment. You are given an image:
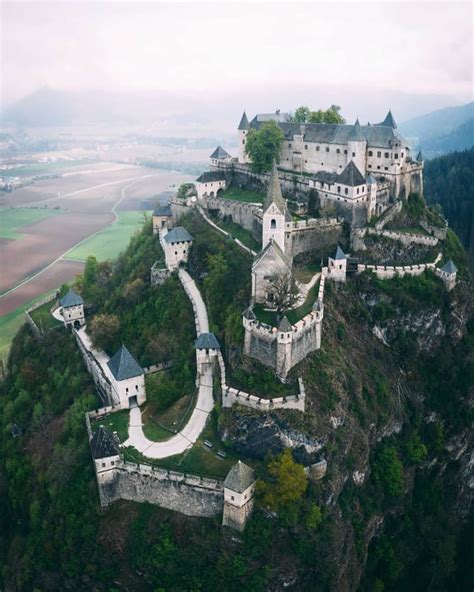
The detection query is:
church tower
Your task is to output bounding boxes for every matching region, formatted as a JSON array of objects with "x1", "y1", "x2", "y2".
[
  {"x1": 262, "y1": 160, "x2": 289, "y2": 252},
  {"x1": 238, "y1": 111, "x2": 250, "y2": 163}
]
